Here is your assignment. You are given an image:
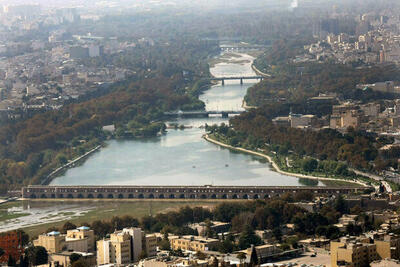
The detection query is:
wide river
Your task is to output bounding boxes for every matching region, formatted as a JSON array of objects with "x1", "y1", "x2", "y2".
[{"x1": 51, "y1": 53, "x2": 324, "y2": 186}]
